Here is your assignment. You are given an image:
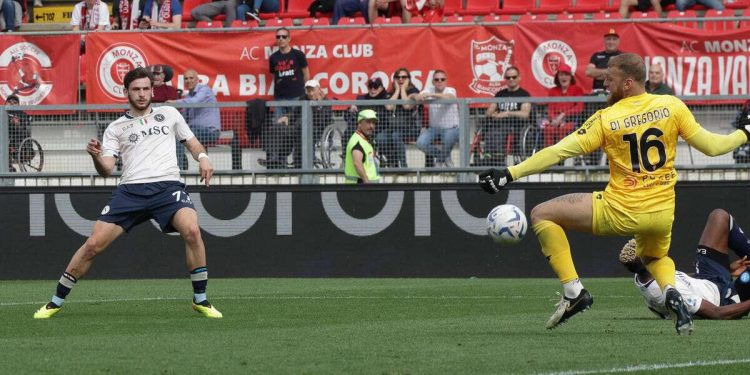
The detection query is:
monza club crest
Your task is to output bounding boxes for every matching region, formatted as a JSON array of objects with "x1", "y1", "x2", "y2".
[
  {"x1": 469, "y1": 37, "x2": 514, "y2": 95},
  {"x1": 531, "y1": 40, "x2": 578, "y2": 89},
  {"x1": 97, "y1": 43, "x2": 148, "y2": 100},
  {"x1": 0, "y1": 42, "x2": 54, "y2": 105}
]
